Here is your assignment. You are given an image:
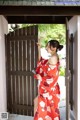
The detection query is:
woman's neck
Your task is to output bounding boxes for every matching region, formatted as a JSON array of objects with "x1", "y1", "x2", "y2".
[{"x1": 51, "y1": 52, "x2": 57, "y2": 57}]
